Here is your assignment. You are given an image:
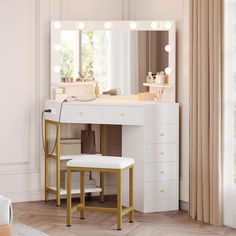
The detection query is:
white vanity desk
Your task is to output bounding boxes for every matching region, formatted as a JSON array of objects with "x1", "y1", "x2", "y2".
[{"x1": 45, "y1": 96, "x2": 179, "y2": 213}]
